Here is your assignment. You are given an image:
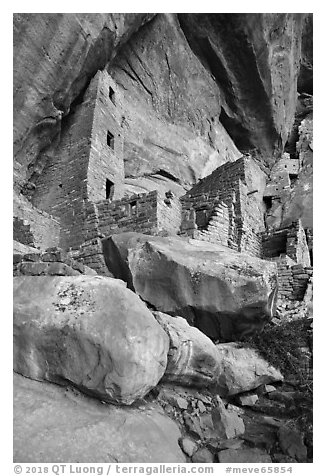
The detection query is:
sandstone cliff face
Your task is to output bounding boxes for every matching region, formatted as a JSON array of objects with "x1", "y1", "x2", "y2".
[
  {"x1": 12, "y1": 15, "x2": 313, "y2": 463},
  {"x1": 178, "y1": 13, "x2": 304, "y2": 160},
  {"x1": 14, "y1": 13, "x2": 311, "y2": 195},
  {"x1": 264, "y1": 95, "x2": 313, "y2": 230},
  {"x1": 13, "y1": 13, "x2": 154, "y2": 189},
  {"x1": 109, "y1": 13, "x2": 241, "y2": 191},
  {"x1": 297, "y1": 15, "x2": 313, "y2": 94}
]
